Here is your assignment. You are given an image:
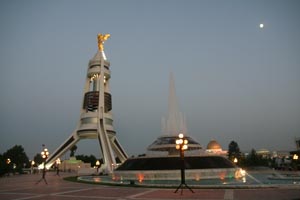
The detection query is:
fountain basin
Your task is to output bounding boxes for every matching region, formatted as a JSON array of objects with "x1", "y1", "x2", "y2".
[
  {"x1": 113, "y1": 155, "x2": 245, "y2": 181},
  {"x1": 77, "y1": 171, "x2": 300, "y2": 188}
]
